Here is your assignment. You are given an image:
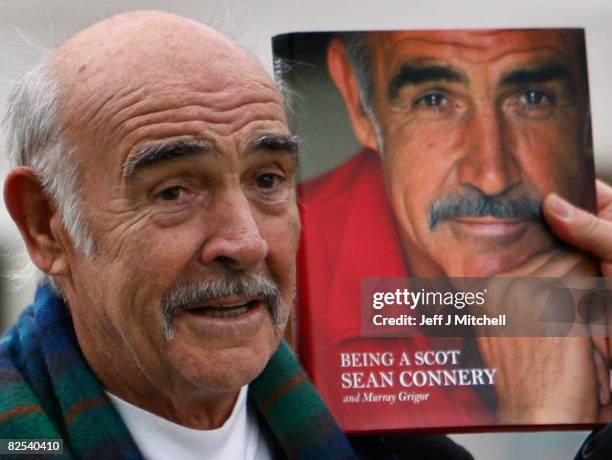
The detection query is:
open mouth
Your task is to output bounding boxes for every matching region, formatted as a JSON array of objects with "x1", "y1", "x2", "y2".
[{"x1": 185, "y1": 299, "x2": 260, "y2": 318}]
